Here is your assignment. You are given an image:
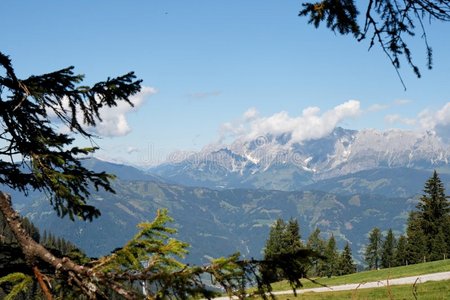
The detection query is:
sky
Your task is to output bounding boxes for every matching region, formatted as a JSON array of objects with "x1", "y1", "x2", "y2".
[{"x1": 2, "y1": 1, "x2": 450, "y2": 166}]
